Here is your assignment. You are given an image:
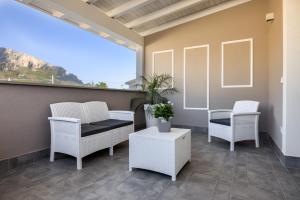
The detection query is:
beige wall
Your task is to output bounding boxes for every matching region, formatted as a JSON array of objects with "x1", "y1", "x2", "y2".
[
  {"x1": 0, "y1": 83, "x2": 145, "y2": 160},
  {"x1": 223, "y1": 40, "x2": 252, "y2": 86},
  {"x1": 144, "y1": 0, "x2": 269, "y2": 130},
  {"x1": 267, "y1": 0, "x2": 283, "y2": 150},
  {"x1": 185, "y1": 46, "x2": 208, "y2": 109}
]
